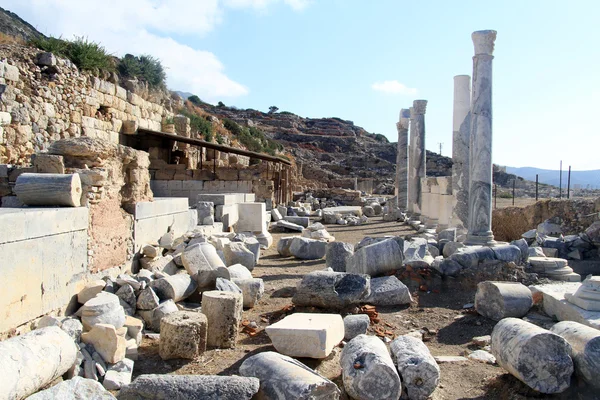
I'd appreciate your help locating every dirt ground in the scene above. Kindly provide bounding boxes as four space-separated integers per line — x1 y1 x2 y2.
134 219 599 400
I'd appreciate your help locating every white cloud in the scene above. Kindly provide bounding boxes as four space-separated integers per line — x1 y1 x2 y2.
4 0 310 101
371 80 418 95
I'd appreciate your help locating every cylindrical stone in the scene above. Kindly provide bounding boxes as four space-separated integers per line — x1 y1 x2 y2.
292 271 370 310
343 314 370 341
341 334 402 400
491 318 573 393
119 374 259 400
0 327 78 399
451 74 471 232
277 237 295 257
159 311 208 360
390 335 440 400
239 351 340 400
474 281 533 321
349 238 403 276
466 30 497 245
326 242 354 272
202 290 243 348
408 101 427 215
14 172 82 207
150 274 197 302
396 108 411 210
550 321 600 389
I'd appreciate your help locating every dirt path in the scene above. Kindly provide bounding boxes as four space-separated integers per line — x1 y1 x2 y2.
134 219 597 400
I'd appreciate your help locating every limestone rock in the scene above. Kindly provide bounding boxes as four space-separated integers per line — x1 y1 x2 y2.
118 374 260 400
159 311 208 360
27 376 116 399
343 314 370 341
228 264 253 280
293 270 370 310
61 318 84 342
468 349 496 364
136 286 160 310
103 358 134 390
341 334 402 400
350 238 403 276
115 284 136 311
276 220 304 232
276 236 296 257
150 274 197 302
216 277 243 294
289 237 327 260
326 242 354 272
141 244 159 258
81 324 126 364
224 242 256 270
202 291 243 348
182 243 230 288
365 276 412 306
442 241 465 258
232 278 264 308
80 292 126 331
475 281 533 321
78 280 106 304
239 351 340 399
391 335 440 400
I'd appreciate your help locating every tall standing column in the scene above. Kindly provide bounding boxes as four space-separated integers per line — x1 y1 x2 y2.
407 100 427 216
395 108 410 210
466 30 497 245
451 75 471 232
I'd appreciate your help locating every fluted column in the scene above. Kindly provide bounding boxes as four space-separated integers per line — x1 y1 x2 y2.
466 30 497 245
451 75 471 232
407 100 427 216
395 108 410 210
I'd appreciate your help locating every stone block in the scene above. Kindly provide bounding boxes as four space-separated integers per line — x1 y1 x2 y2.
77 280 106 304
293 271 370 310
159 311 208 360
266 313 344 358
202 290 243 348
32 154 65 174
391 335 440 400
197 201 214 225
103 358 134 390
284 215 310 227
475 281 533 321
80 292 126 331
81 324 127 364
232 278 264 308
224 241 256 270
27 377 115 400
350 238 403 276
289 237 326 259
326 241 354 272
365 276 412 306
343 314 370 341
182 243 229 288
276 236 295 256
276 220 304 232
238 202 267 232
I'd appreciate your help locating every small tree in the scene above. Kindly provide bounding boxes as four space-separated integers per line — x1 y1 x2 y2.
188 95 202 105
268 106 279 114
217 101 225 107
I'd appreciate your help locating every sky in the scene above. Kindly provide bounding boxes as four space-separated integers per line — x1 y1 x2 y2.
6 0 600 170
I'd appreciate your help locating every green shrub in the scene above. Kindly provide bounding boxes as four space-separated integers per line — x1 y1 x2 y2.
498 191 513 199
223 118 243 136
216 133 224 145
118 54 141 77
217 101 225 107
180 109 213 141
188 95 203 105
222 117 283 156
29 36 69 57
117 54 166 89
66 37 114 72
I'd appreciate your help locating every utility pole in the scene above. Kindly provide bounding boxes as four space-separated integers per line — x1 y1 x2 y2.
559 160 563 199
438 142 443 155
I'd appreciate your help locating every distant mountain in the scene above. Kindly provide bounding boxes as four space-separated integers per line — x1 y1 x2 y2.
506 166 600 189
174 91 194 100
0 6 44 41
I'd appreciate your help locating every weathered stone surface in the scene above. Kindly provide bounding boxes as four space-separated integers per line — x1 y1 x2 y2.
228 263 253 280
475 281 533 321
81 323 126 364
61 317 84 342
365 276 412 306
266 313 344 359
182 243 230 288
284 215 310 227
326 242 354 272
341 334 402 400
141 244 159 258
391 335 440 400
80 292 126 331
468 349 496 364
442 241 465 258
293 270 370 310
451 246 495 269
239 351 340 400
0 327 78 399
491 244 522 263
276 220 304 232
28 376 116 399
510 238 529 263
202 291 243 348
136 286 160 310
78 280 106 304
115 284 136 311
103 358 134 390
197 201 214 225
224 242 256 270
216 276 242 294
343 314 370 341
565 275 600 311
159 311 208 360
150 274 197 302
350 238 403 276
550 321 600 388
276 236 296 256
491 318 573 394
271 208 283 221
232 278 264 308
118 374 260 400
290 237 327 260
404 237 432 268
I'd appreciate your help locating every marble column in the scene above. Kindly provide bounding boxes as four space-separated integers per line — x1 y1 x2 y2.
407 100 427 216
451 75 471 233
466 30 497 245
395 108 410 210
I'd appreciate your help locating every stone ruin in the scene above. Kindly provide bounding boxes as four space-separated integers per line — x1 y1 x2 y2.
0 29 598 400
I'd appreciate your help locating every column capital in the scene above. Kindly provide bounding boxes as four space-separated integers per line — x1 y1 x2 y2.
399 108 410 129
472 30 497 56
412 100 427 115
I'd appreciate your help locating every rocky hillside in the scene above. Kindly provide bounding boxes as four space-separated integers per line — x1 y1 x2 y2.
0 6 43 41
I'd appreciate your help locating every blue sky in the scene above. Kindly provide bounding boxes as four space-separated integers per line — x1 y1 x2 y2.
7 0 600 169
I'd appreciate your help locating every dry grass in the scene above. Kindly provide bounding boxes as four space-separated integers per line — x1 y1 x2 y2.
0 33 25 45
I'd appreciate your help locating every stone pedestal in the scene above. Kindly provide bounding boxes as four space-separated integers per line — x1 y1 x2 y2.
451 75 471 233
407 101 427 216
565 275 600 310
202 291 243 349
159 311 207 360
395 109 410 211
466 31 496 245
427 178 440 228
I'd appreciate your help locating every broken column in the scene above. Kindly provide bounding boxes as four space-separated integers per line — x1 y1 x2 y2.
390 335 440 400
202 290 243 348
474 281 533 321
451 74 471 233
159 311 208 360
0 327 78 399
239 351 340 399
395 108 411 210
349 238 404 276
150 274 197 302
550 321 600 389
491 318 573 394
408 100 427 216
14 173 82 207
466 30 497 245
292 270 370 310
341 334 402 400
